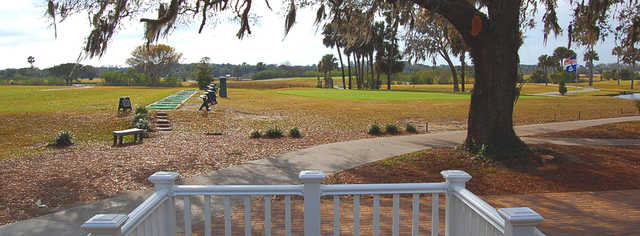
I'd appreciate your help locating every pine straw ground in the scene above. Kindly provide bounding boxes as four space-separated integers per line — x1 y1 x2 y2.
325 121 640 196
0 86 638 226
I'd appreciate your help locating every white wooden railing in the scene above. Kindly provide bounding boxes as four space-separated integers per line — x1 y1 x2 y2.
82 170 545 236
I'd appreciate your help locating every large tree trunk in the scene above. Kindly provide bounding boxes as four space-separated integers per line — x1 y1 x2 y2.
441 51 459 92
460 52 466 92
463 1 526 155
347 52 352 89
336 43 346 89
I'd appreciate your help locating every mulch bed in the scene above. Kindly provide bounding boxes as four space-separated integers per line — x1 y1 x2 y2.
0 125 366 226
324 145 640 196
533 121 640 139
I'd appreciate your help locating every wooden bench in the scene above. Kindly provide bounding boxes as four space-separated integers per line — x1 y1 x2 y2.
113 128 144 146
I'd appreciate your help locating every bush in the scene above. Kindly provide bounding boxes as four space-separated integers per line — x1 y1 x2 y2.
368 124 382 135
385 123 400 134
406 123 417 133
289 127 302 138
134 119 152 132
264 127 284 138
528 70 547 83
249 130 262 139
635 100 640 113
134 106 148 116
51 130 74 147
558 81 568 95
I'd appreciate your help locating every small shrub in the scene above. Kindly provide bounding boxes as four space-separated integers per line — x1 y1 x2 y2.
265 127 284 138
368 124 382 135
132 112 148 125
51 130 74 147
636 100 640 113
289 127 302 138
134 106 148 115
134 119 152 133
558 81 567 95
385 123 400 134
249 130 262 139
406 123 417 133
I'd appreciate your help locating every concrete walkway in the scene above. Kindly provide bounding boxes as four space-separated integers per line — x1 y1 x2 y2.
2 116 640 235
528 85 600 96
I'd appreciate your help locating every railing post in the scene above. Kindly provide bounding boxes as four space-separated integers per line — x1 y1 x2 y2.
498 207 544 236
149 171 179 236
81 214 127 236
299 170 325 236
441 170 471 236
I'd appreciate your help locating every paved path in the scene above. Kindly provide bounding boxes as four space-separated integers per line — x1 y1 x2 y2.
526 84 600 97
2 116 640 235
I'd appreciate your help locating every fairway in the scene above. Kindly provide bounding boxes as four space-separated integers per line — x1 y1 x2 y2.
0 86 184 113
276 88 470 101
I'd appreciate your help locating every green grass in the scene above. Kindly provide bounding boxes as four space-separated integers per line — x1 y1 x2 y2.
0 86 183 113
0 86 184 159
276 88 470 101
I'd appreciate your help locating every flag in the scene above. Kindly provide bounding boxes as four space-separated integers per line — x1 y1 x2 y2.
564 56 577 73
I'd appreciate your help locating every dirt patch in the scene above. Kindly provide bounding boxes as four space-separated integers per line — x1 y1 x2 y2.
325 145 640 196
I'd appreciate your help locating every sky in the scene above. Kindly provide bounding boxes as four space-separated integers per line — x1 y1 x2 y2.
0 0 620 70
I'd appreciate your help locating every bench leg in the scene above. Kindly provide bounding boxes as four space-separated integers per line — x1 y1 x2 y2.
133 134 137 144
113 135 117 146
119 136 123 145
139 133 143 143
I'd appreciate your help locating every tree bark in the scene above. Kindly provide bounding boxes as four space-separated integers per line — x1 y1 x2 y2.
370 53 376 89
633 63 635 90
347 52 352 89
336 43 346 89
463 1 526 155
460 52 466 92
441 50 459 92
354 54 360 89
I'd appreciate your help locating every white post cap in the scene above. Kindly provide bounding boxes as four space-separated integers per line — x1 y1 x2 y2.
440 170 472 182
81 214 128 235
148 171 179 184
498 207 544 226
299 170 325 183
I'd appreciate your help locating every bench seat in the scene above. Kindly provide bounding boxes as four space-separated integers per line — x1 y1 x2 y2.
113 128 144 145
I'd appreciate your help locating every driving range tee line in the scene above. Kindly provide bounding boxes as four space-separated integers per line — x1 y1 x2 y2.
146 89 198 110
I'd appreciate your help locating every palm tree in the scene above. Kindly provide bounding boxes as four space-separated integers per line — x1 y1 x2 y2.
322 23 346 89
537 54 552 85
318 54 338 88
612 46 624 86
583 49 599 86
27 56 35 68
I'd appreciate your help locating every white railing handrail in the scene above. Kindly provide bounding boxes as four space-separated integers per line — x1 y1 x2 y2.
121 190 170 235
453 188 506 233
172 185 303 196
320 182 448 195
82 169 546 236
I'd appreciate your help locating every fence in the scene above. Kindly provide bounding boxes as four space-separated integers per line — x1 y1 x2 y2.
82 170 544 236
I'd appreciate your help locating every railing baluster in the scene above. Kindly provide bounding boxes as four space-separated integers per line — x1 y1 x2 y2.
412 194 419 236
204 195 212 236
373 195 380 236
333 195 340 236
184 196 191 236
136 226 144 236
224 196 231 236
285 195 291 236
144 214 152 236
432 193 439 236
393 194 400 236
153 210 161 236
265 196 272 236
244 196 251 236
354 195 360 236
